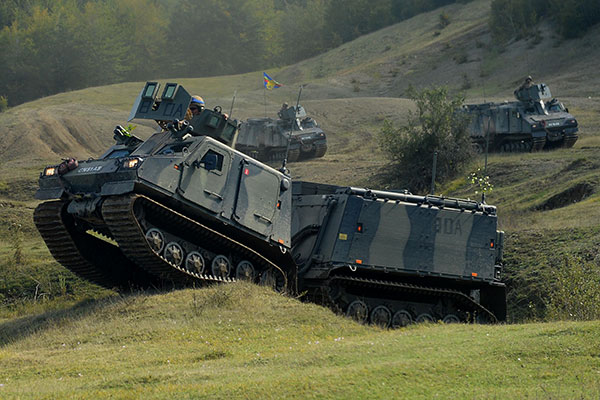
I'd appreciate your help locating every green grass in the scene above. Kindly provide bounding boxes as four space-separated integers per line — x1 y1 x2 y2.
0 283 599 399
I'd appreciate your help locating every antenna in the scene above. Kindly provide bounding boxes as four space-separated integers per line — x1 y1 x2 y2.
482 109 491 204
430 151 438 195
482 82 486 103
229 89 237 118
280 85 303 174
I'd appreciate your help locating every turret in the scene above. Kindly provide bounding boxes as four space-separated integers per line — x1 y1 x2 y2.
514 83 552 103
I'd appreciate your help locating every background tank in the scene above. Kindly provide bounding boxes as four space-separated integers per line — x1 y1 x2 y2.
34 81 506 325
464 83 578 152
235 104 327 163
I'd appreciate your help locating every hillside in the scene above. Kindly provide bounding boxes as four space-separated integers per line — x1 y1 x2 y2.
2 1 600 166
0 0 599 383
1 283 599 399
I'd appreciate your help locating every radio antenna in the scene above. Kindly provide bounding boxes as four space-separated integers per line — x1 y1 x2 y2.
229 89 237 118
280 85 303 174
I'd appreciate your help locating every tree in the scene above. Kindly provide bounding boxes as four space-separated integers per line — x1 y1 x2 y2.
378 86 473 193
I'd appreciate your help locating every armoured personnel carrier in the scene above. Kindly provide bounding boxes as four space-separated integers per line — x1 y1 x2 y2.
235 104 327 163
464 83 578 152
34 82 506 326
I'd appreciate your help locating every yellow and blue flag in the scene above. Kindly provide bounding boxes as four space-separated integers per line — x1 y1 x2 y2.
263 72 282 90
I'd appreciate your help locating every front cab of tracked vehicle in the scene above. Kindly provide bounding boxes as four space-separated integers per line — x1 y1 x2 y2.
35 82 293 249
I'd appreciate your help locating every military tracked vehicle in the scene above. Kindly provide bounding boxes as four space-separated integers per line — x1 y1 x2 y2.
34 82 506 326
464 83 578 152
235 104 327 163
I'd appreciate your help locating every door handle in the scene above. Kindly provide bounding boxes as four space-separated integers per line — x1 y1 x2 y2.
203 189 223 201
253 213 272 224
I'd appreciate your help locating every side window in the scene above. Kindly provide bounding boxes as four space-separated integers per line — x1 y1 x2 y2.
200 149 224 171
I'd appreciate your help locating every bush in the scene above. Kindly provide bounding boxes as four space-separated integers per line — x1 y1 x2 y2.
438 12 450 29
0 95 7 112
378 86 473 193
546 255 600 321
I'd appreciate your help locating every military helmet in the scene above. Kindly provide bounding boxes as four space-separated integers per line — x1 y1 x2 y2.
191 95 205 108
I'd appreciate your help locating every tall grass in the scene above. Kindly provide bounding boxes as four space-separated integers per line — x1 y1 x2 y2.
546 256 600 321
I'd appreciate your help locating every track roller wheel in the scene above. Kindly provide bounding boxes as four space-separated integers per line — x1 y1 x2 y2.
416 313 434 323
259 268 285 292
370 305 392 328
346 300 369 323
391 310 413 328
443 314 461 324
164 242 184 267
211 255 232 278
236 260 256 281
185 251 205 274
145 228 165 253
472 143 484 154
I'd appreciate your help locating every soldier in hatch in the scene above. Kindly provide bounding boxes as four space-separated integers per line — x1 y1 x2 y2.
518 76 534 91
278 102 289 119
185 95 205 121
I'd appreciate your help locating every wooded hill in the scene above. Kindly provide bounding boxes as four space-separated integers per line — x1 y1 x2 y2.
1 0 598 107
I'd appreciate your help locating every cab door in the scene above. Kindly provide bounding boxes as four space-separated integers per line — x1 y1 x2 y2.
234 160 281 237
178 143 232 214
509 110 521 132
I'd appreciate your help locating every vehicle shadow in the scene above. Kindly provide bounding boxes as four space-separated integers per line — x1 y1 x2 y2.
0 289 155 346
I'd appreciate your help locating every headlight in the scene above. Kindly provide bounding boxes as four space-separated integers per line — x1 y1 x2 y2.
122 158 142 169
43 166 57 176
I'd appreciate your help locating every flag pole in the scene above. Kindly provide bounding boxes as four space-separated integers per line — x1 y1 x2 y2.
263 75 267 117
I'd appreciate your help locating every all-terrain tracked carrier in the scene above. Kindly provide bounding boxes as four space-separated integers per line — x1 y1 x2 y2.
464 83 578 152
34 82 506 326
235 104 327 163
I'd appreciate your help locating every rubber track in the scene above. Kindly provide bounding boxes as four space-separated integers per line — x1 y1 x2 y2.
33 201 129 288
531 137 546 152
101 194 289 288
330 275 498 323
314 143 327 158
563 135 578 148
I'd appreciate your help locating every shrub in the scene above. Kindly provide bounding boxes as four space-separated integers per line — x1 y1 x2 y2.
0 96 8 112
378 86 473 193
9 223 24 265
546 255 600 321
438 12 450 29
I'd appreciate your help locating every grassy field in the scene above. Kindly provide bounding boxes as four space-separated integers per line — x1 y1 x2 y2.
1 283 599 399
1 0 600 397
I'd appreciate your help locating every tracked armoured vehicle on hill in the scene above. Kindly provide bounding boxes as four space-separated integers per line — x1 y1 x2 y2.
464 83 578 152
235 105 327 163
34 82 506 326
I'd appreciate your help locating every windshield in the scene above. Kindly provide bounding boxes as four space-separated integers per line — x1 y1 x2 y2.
104 149 132 159
157 141 193 155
